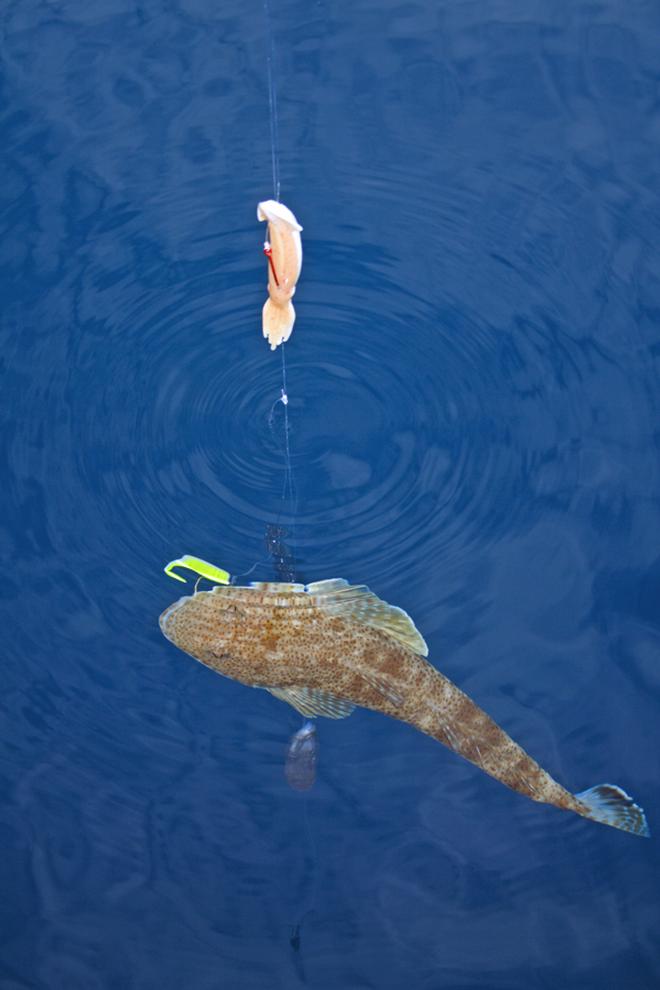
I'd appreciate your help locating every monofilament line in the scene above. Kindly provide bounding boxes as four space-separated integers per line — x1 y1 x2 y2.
280 344 295 509
264 0 281 202
264 0 294 545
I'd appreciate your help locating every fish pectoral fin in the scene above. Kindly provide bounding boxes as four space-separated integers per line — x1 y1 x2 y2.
359 671 405 707
265 686 356 720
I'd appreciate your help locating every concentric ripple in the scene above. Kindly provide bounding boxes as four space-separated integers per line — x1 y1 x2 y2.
33 162 625 637
2 3 659 989
102 253 535 602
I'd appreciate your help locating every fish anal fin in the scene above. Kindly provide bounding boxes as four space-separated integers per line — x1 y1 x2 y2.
266 686 355 720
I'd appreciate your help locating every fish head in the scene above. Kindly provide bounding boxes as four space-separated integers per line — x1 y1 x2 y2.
159 594 189 645
159 590 245 662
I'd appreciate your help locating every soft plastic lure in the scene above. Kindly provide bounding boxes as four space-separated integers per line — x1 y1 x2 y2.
164 555 231 586
257 200 303 350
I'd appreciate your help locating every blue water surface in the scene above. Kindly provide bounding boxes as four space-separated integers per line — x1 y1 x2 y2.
2 1 660 987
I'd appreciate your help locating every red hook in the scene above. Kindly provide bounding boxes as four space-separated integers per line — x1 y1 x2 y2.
263 241 280 286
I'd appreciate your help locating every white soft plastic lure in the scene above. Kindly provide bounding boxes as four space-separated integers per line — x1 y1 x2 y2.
257 200 303 350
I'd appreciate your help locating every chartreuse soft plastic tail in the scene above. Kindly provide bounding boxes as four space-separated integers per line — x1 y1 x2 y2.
164 555 231 585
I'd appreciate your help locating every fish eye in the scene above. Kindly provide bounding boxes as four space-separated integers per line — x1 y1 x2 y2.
226 603 245 618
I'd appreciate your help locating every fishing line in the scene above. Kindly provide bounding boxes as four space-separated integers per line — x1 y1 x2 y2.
278 344 297 539
233 2 296 586
264 0 281 203
262 3 317 952
264 0 297 580
289 793 319 953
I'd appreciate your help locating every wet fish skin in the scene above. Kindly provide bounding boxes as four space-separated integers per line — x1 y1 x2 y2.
160 582 649 836
160 584 413 714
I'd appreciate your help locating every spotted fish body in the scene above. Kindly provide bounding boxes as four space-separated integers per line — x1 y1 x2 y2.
160 579 648 837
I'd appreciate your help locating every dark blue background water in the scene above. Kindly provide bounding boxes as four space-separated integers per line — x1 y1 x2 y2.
2 2 659 987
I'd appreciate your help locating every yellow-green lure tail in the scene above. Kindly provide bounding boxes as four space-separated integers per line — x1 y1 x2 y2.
164 555 231 586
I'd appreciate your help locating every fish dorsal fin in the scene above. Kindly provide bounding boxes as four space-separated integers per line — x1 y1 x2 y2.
306 579 351 594
248 582 306 593
306 579 428 657
266 686 355 720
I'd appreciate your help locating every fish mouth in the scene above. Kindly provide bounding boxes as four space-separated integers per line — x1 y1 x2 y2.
159 596 190 644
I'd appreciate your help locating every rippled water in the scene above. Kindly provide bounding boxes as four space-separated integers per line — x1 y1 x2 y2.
2 1 660 988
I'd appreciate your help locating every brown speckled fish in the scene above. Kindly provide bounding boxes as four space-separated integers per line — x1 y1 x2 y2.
160 579 649 837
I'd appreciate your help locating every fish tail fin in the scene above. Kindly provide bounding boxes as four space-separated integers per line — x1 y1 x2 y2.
263 299 295 350
574 783 650 837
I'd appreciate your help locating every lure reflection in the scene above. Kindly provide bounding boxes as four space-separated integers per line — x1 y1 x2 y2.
257 200 303 350
285 721 318 791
